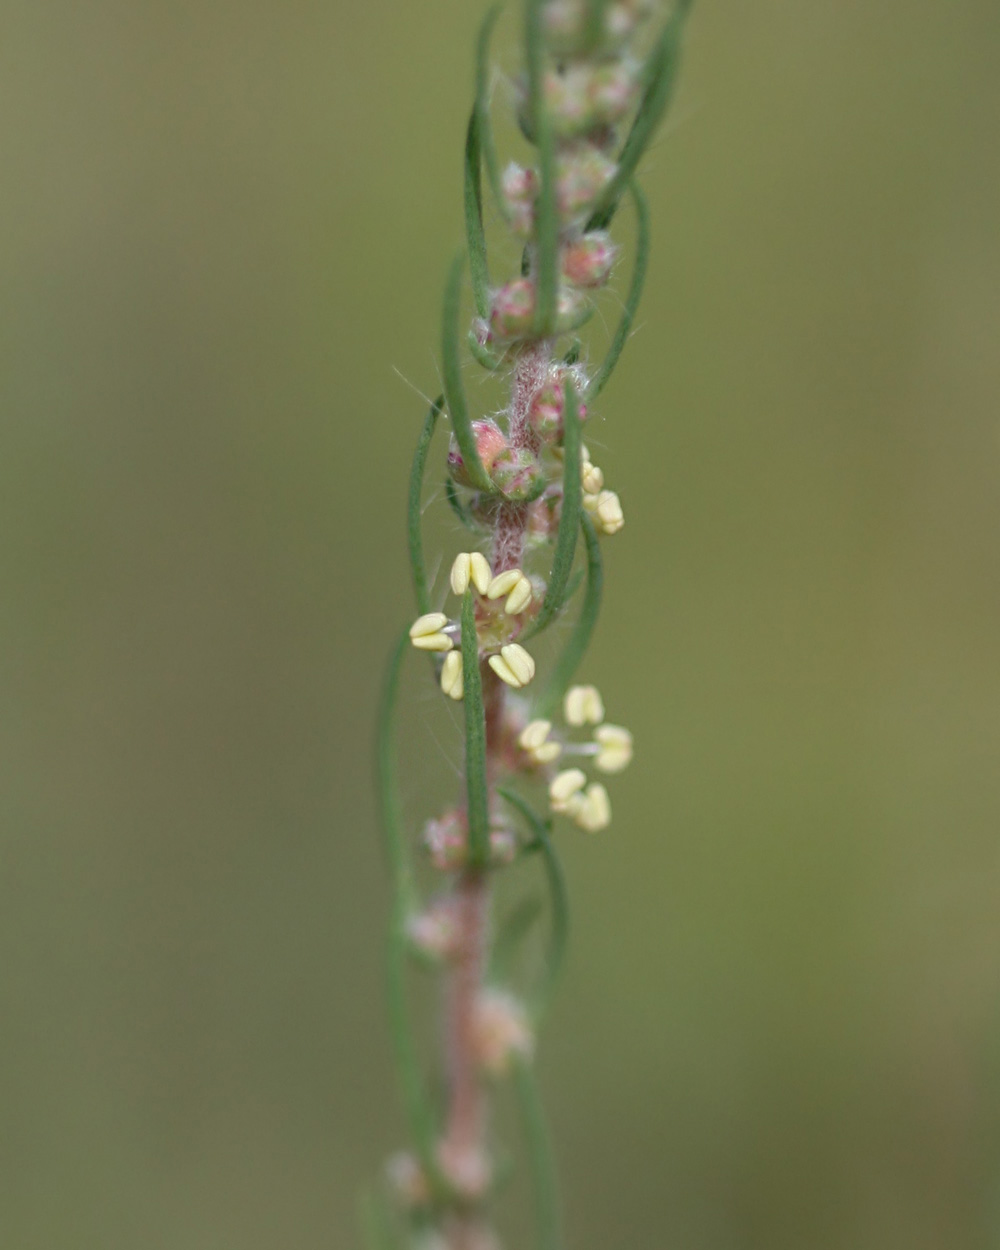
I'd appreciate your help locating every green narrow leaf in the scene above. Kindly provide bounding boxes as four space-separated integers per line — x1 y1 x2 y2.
497 786 569 1018
526 0 558 335
377 630 439 1171
445 476 476 530
464 110 491 321
537 514 603 720
585 181 650 402
408 395 444 615
513 1056 564 1250
475 4 508 221
443 253 493 492
467 330 503 372
461 591 491 868
522 377 582 639
586 3 692 230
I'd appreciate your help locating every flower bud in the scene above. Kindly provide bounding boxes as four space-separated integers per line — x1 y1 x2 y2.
471 989 534 1076
528 363 589 443
489 278 536 341
588 59 640 128
386 1152 432 1210
490 445 543 501
557 144 617 222
408 896 462 961
562 231 619 288
448 419 508 487
422 809 467 871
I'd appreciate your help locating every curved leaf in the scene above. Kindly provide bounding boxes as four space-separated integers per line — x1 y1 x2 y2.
497 786 569 1020
585 181 649 402
586 2 692 230
376 629 439 1170
443 253 492 492
513 1056 564 1250
526 0 558 335
464 109 491 320
407 395 444 615
475 4 508 221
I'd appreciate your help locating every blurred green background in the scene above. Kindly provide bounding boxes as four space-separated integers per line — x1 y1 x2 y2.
3 2 1000 1247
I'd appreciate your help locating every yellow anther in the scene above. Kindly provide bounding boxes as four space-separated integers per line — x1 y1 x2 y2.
409 612 453 652
486 568 522 599
581 460 604 494
594 723 633 773
440 651 464 700
564 684 605 727
574 783 611 833
549 768 587 808
504 574 533 615
519 719 552 751
450 551 492 596
488 642 536 689
469 552 492 594
533 740 562 763
519 719 563 765
450 553 472 596
593 489 624 535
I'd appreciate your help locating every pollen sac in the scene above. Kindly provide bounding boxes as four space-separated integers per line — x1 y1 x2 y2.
587 488 624 535
564 684 605 727
440 650 464 701
410 612 453 652
447 419 508 487
488 643 536 689
575 782 611 833
593 723 633 773
562 231 619 289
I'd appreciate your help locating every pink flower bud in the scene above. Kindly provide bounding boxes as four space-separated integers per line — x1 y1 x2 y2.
562 231 619 288
528 364 589 443
422 808 467 871
587 59 639 127
490 445 543 502
544 65 595 139
557 144 617 222
448 419 508 487
471 989 534 1076
489 278 536 341
407 896 461 961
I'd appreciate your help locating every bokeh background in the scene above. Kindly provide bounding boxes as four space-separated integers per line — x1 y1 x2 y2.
3 2 1000 1247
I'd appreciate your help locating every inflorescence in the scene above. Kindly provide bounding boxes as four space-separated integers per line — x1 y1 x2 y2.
373 2 692 1246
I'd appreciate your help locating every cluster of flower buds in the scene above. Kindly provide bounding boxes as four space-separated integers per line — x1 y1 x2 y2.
513 683 633 833
543 0 657 59
527 361 589 445
448 418 545 503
